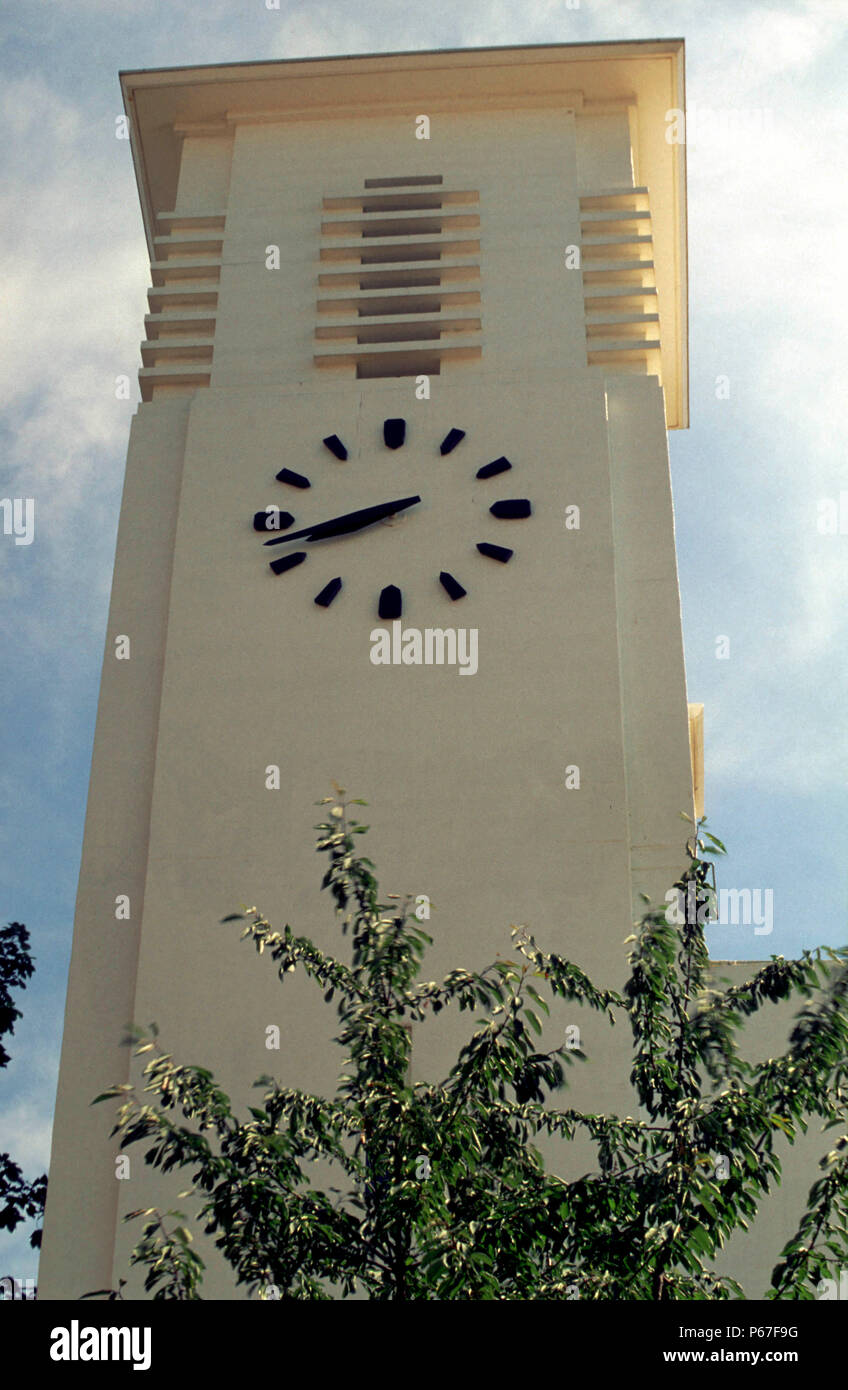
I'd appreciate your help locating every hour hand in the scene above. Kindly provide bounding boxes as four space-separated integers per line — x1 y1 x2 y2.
264 495 421 545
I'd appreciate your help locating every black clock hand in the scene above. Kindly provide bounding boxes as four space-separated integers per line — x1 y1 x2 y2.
263 495 421 546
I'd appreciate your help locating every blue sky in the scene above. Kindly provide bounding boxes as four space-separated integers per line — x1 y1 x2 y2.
1 0 847 1283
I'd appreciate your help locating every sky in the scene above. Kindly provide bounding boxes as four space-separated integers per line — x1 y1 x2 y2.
1 0 847 1284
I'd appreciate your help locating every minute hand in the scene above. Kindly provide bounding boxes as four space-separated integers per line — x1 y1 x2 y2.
264 495 421 546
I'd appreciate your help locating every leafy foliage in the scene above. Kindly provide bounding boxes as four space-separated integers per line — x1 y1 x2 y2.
93 802 848 1299
0 922 48 1249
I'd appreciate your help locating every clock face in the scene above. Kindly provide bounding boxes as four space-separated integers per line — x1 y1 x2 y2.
250 420 532 618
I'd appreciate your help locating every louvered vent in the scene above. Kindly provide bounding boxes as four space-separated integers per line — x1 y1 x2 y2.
139 210 224 400
580 187 662 381
315 176 482 377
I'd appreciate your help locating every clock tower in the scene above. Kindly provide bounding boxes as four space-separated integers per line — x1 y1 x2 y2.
39 40 695 1298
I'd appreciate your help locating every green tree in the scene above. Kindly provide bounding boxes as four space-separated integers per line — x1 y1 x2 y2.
91 797 848 1300
0 922 47 1250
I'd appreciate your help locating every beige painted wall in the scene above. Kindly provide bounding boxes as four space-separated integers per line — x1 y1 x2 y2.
41 80 705 1300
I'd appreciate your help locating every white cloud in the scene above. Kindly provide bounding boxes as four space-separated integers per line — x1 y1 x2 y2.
668 9 848 801
0 74 145 662
702 1 847 86
0 1098 52 1176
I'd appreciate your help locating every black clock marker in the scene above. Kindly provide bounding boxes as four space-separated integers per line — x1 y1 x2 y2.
477 542 513 563
439 571 467 601
254 510 294 532
477 457 512 479
323 434 348 461
270 551 308 575
276 468 311 489
379 584 402 619
490 499 531 519
440 428 466 456
314 577 342 608
383 418 406 450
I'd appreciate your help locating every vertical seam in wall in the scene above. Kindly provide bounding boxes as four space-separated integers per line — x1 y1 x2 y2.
604 381 638 928
109 396 191 1290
